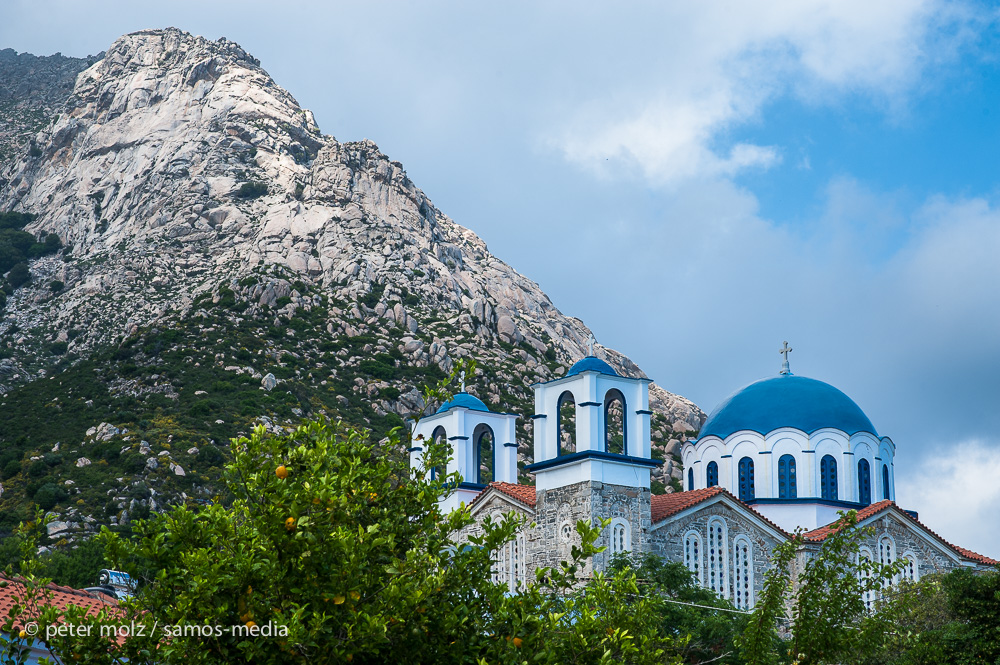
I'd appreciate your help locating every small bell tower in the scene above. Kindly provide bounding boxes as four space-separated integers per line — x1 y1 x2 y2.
526 345 660 572
410 386 519 514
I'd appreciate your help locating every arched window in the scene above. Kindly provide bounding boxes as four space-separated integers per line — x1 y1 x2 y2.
858 459 871 506
707 518 728 598
430 426 447 481
820 455 838 500
901 552 919 583
879 535 895 591
688 467 694 491
604 389 627 455
683 531 702 584
473 424 494 485
610 519 631 555
557 391 576 456
882 464 891 501
493 532 527 592
859 546 875 611
706 461 719 488
738 457 755 501
778 454 797 499
732 536 754 610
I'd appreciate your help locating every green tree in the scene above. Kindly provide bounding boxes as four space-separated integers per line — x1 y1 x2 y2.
738 511 906 665
609 552 749 664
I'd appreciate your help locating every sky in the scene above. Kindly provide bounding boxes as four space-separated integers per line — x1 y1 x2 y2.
3 1 1000 557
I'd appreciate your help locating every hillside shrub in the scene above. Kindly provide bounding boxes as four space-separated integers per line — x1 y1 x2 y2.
33 483 68 510
6 262 30 288
235 181 267 199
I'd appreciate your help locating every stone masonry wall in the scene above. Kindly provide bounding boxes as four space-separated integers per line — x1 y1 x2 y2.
650 501 785 605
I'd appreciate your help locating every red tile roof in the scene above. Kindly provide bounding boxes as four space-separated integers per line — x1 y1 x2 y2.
650 487 791 537
650 487 726 522
469 482 536 509
802 500 893 542
0 575 120 632
803 501 998 565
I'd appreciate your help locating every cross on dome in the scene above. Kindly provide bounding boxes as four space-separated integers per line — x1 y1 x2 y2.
459 370 466 392
587 333 596 357
779 341 793 375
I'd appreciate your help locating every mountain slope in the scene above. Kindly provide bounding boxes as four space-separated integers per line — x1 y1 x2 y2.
0 28 703 542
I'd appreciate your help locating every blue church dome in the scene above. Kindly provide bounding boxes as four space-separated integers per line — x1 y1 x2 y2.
566 356 619 377
698 374 877 440
436 392 490 414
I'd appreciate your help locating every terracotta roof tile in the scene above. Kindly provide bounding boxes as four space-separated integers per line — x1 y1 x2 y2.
0 575 120 632
651 487 791 537
802 500 893 542
469 482 536 509
650 487 726 522
803 501 998 565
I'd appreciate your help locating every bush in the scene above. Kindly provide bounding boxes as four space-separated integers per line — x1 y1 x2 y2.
48 341 68 356
195 445 225 468
34 483 68 510
235 181 268 199
49 279 64 292
6 262 30 288
1 459 21 479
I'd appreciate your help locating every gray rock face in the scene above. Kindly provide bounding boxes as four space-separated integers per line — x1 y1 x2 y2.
0 28 704 440
261 373 278 391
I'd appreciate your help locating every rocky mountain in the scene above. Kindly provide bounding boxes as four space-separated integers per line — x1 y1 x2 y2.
0 28 703 545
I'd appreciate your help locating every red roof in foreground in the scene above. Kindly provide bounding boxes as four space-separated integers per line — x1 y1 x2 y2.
470 482 537 509
803 500 998 565
0 576 119 632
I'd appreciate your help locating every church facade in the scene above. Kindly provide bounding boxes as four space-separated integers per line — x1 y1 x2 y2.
409 350 996 605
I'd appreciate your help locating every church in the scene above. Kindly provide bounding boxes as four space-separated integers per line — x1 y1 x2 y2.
409 345 996 606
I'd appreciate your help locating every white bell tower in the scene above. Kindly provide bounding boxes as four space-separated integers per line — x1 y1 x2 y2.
410 391 519 513
527 354 658 491
526 349 660 572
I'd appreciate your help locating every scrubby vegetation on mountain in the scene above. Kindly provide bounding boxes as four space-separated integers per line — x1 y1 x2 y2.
0 28 700 555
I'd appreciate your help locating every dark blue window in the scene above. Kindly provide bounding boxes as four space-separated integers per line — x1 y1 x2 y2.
882 464 890 501
706 461 719 488
820 455 838 500
778 454 797 499
858 459 871 506
738 457 754 501
688 468 694 491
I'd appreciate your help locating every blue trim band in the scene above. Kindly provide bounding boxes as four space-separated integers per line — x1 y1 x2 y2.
758 451 772 455
721 454 732 459
406 446 423 453
448 436 469 441
458 482 486 491
527 450 661 472
579 401 602 407
843 451 855 455
635 409 653 415
530 414 547 420
745 497 869 509
803 450 816 453
503 442 518 448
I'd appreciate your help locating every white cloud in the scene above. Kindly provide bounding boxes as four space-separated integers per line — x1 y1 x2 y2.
896 439 1000 560
548 0 982 185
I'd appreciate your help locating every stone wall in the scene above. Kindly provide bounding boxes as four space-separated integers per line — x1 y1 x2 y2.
650 500 785 606
533 480 651 576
